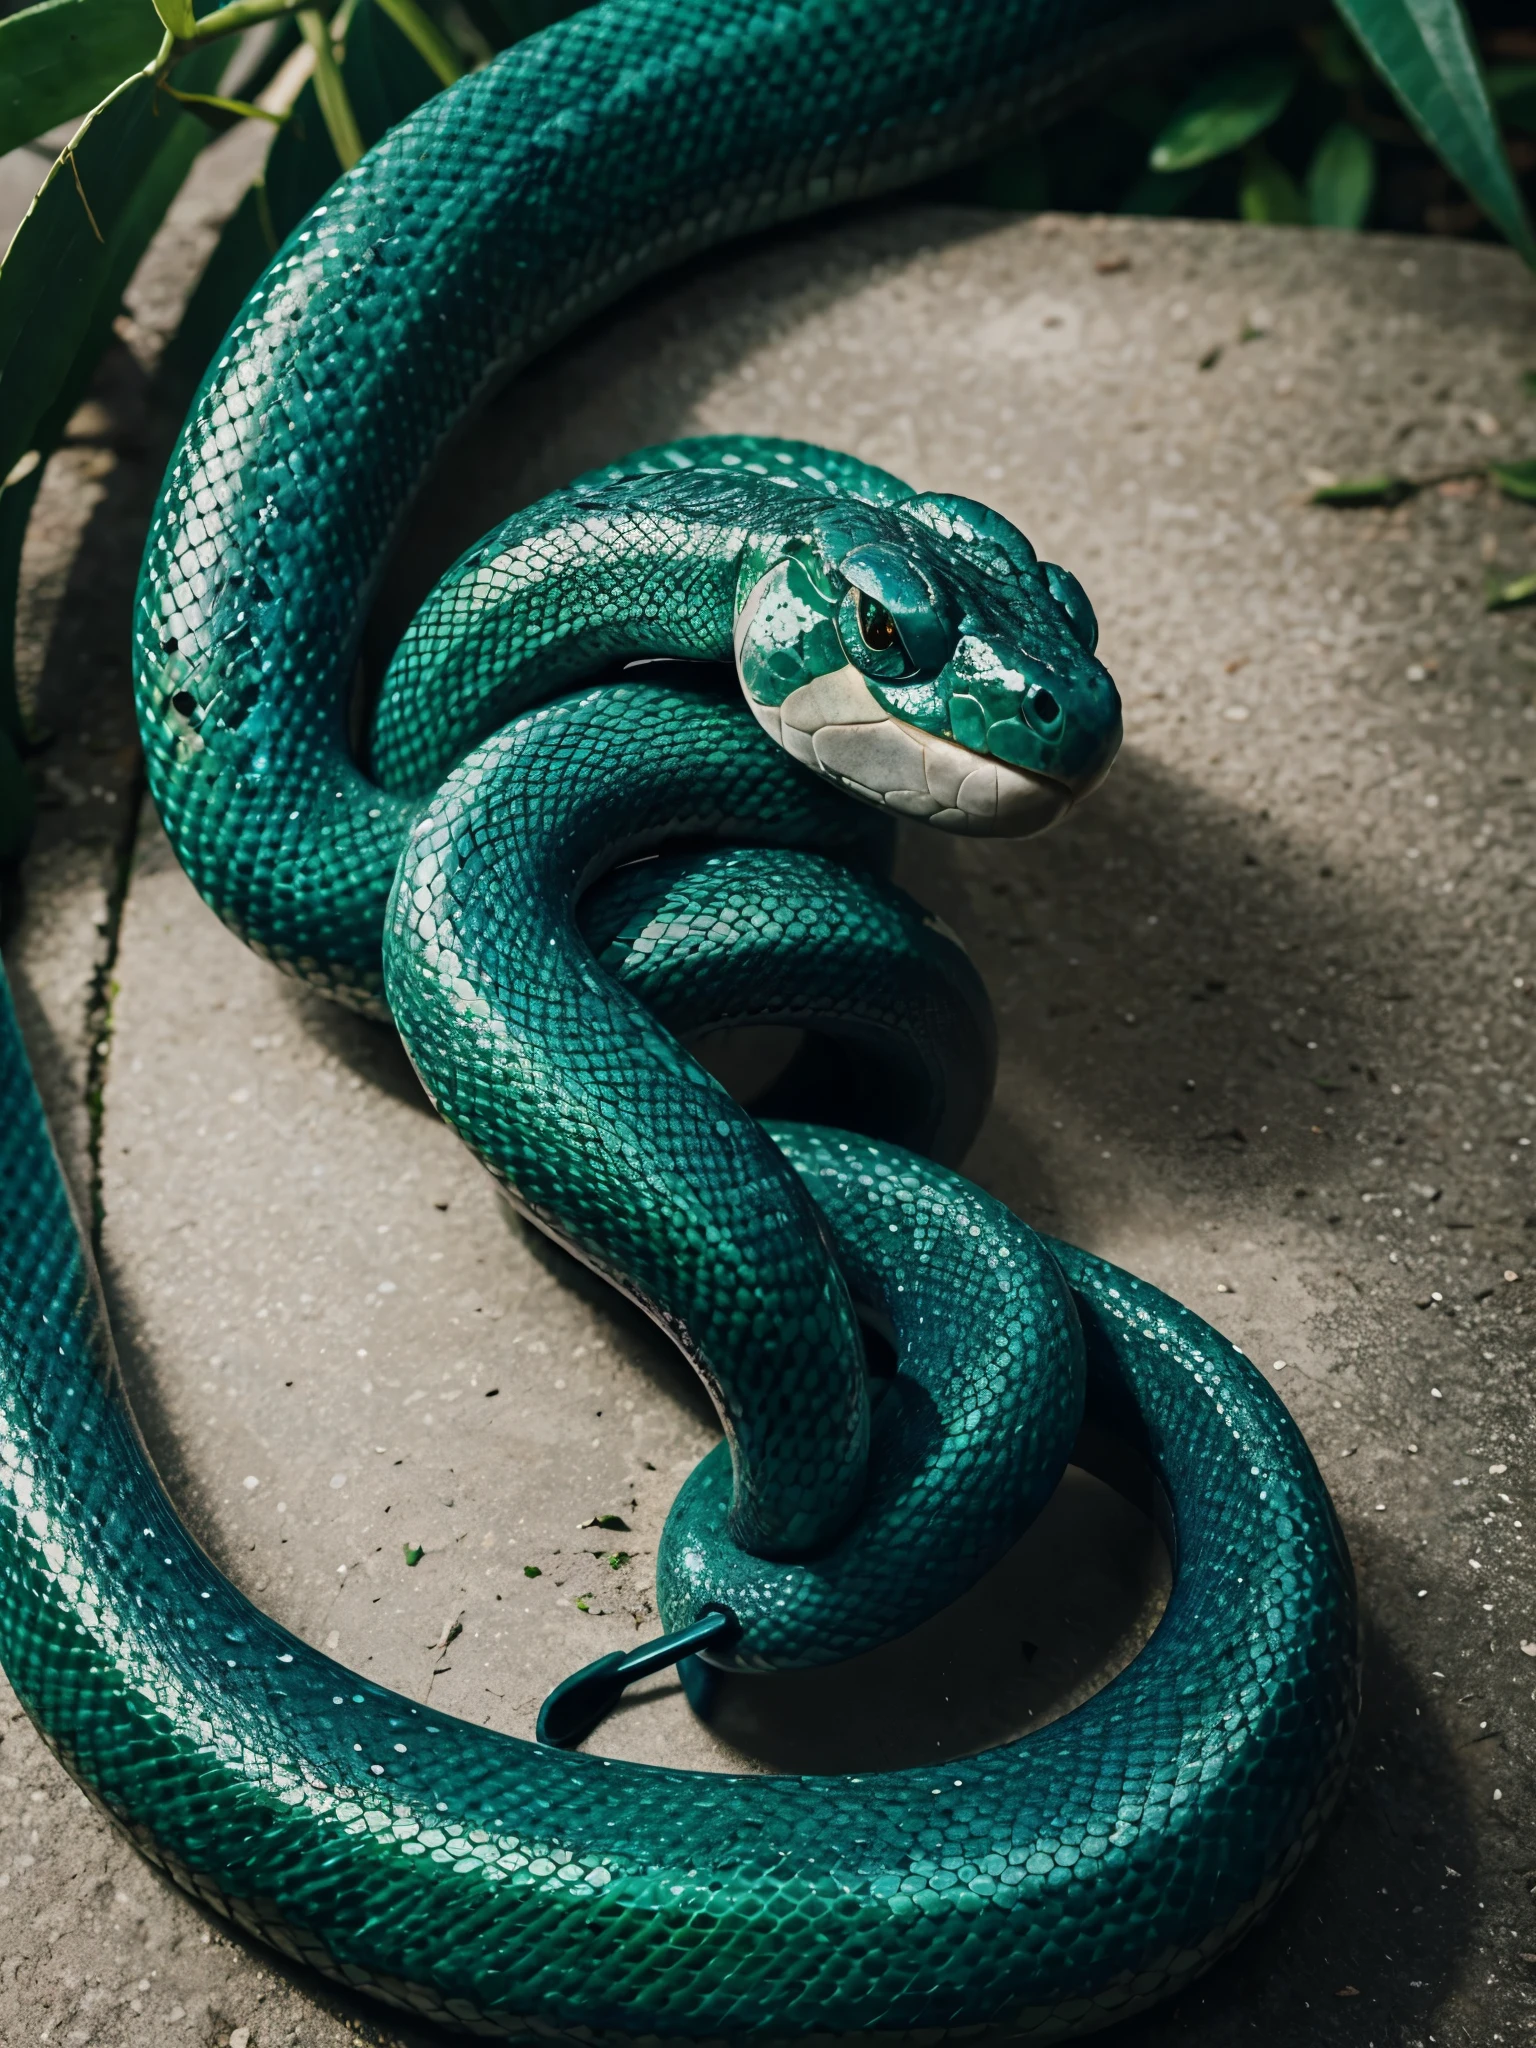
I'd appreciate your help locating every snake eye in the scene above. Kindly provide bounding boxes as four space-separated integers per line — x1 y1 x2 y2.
856 592 900 655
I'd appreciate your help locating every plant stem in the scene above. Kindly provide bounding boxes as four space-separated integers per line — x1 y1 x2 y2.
298 8 364 169
163 86 289 124
372 0 462 84
179 0 308 53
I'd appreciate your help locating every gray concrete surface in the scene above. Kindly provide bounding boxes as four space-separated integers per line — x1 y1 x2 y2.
2 166 1536 2048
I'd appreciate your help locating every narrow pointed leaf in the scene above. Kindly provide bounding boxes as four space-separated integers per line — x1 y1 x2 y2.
150 0 196 36
1487 570 1536 610
0 77 167 484
1149 55 1301 172
1307 120 1377 227
0 44 228 851
1311 473 1417 504
1332 0 1536 265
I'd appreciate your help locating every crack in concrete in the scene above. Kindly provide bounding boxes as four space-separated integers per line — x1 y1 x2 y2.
84 773 146 1257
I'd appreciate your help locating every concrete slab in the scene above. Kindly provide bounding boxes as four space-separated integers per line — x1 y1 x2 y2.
4 192 1536 2047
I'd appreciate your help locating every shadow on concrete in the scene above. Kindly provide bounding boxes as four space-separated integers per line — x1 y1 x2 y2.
277 972 439 1117
924 743 1425 1245
610 1462 1168 1775
508 1206 722 1437
1118 1609 1479 2045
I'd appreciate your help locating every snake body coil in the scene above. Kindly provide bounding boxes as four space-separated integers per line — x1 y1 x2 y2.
0 1 1359 2037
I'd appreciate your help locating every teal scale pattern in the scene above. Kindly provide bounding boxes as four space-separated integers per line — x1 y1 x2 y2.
0 0 1359 2037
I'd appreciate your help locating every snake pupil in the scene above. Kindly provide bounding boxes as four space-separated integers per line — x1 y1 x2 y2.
1031 687 1060 725
856 591 899 653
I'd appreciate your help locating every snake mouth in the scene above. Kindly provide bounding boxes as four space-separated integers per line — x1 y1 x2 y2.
738 662 1071 838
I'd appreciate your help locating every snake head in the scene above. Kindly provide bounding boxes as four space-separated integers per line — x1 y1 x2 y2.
734 493 1120 835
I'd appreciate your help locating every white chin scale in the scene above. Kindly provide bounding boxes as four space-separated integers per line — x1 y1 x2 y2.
734 621 1068 838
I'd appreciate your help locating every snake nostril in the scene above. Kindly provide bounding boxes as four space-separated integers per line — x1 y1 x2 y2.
170 690 196 718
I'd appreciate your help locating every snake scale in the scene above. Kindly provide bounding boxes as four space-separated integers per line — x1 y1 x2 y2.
0 0 1360 2037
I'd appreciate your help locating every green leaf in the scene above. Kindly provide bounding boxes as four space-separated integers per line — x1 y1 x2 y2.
0 0 163 158
522 1564 542 1578
1149 55 1301 172
1491 459 1536 503
1486 570 1536 611
1311 473 1418 504
0 457 43 862
1307 120 1377 227
150 0 196 38
0 73 206 482
403 1543 423 1565
1331 0 1536 266
0 729 34 866
0 47 227 855
162 87 288 127
1239 143 1308 225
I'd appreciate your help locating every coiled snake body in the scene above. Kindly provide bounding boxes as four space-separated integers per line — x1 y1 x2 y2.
0 1 1358 2037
